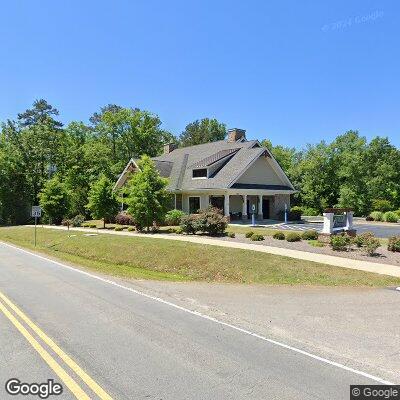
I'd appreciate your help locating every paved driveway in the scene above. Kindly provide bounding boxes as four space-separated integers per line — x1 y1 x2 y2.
234 221 400 238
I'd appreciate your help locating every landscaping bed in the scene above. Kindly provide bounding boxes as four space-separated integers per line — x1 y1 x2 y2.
216 232 400 266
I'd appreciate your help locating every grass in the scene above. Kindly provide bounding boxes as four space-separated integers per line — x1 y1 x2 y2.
0 226 399 287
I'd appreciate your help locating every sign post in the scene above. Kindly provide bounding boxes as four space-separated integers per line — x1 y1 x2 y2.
31 206 42 247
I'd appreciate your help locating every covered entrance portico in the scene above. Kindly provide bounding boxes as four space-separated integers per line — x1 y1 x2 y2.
208 190 291 221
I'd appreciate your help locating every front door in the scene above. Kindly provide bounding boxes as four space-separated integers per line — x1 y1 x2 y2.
210 196 224 214
262 199 270 219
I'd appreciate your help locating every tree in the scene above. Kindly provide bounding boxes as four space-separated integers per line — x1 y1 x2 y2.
95 108 172 165
126 156 169 231
86 175 119 228
18 99 62 128
89 104 123 126
179 118 226 147
39 176 69 225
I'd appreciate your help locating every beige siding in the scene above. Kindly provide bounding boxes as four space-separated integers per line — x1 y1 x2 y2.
182 194 210 213
236 157 286 186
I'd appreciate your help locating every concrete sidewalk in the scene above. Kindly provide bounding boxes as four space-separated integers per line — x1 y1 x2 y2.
32 225 400 278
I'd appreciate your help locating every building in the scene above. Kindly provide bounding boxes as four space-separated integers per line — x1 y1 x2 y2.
114 128 296 220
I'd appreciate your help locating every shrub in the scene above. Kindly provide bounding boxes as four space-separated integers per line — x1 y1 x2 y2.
383 211 398 223
395 210 400 219
365 215 374 221
114 226 123 231
61 219 70 226
227 232 235 238
173 226 183 234
371 199 393 212
245 231 254 238
180 214 198 234
353 232 375 248
363 237 381 256
286 232 301 242
82 223 90 228
195 207 228 235
330 233 351 251
127 226 135 232
273 231 285 240
165 209 186 226
250 233 264 241
369 211 383 221
89 224 97 228
302 207 320 216
71 214 85 227
388 236 400 252
301 230 318 240
115 212 135 226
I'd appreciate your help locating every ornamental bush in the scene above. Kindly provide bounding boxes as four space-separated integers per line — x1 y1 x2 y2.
195 207 228 235
165 209 186 226
71 214 85 227
369 211 383 221
301 230 319 240
114 226 123 231
383 211 399 223
273 231 285 240
286 232 301 242
388 236 400 252
180 214 198 234
330 233 351 251
226 232 235 238
245 231 254 238
363 236 381 256
250 233 264 241
115 212 135 226
302 207 320 216
353 232 375 248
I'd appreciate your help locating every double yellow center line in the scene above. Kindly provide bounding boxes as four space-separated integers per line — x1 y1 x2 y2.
0 290 114 399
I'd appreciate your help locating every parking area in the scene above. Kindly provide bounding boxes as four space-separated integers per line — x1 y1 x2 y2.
231 221 400 238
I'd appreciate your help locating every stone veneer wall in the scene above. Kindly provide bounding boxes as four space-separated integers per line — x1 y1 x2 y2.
272 194 291 219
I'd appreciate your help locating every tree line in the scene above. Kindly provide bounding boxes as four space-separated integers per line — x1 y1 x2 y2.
0 99 398 224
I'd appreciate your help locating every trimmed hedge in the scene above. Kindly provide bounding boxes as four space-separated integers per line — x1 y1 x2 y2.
245 231 254 238
383 211 398 223
250 233 264 241
272 231 285 240
301 230 318 240
388 236 400 252
330 233 351 251
286 232 301 242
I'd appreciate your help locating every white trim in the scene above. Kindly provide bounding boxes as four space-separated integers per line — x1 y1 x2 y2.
113 158 140 191
227 149 295 190
0 240 393 386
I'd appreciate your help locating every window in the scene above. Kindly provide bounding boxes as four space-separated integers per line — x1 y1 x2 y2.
192 168 207 178
189 197 200 214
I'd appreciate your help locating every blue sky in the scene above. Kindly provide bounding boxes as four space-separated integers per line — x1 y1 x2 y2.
1 1 399 148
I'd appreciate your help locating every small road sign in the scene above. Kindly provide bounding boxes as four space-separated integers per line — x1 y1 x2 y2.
31 206 42 218
31 206 41 246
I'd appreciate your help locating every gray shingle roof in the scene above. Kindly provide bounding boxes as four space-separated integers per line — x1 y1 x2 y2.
189 148 240 168
152 139 266 191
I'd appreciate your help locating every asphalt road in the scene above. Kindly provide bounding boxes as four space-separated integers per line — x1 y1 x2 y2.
0 242 393 399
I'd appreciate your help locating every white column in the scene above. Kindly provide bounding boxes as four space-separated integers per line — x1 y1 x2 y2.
322 212 334 234
345 211 354 230
258 195 263 220
224 194 230 217
242 195 248 220
204 195 209 210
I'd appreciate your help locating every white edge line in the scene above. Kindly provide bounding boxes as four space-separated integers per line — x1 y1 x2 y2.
0 240 394 385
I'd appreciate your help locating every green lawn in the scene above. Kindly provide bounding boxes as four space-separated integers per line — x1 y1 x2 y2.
0 226 399 287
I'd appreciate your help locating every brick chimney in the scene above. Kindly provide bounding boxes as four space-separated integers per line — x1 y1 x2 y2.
227 128 246 142
163 143 177 154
